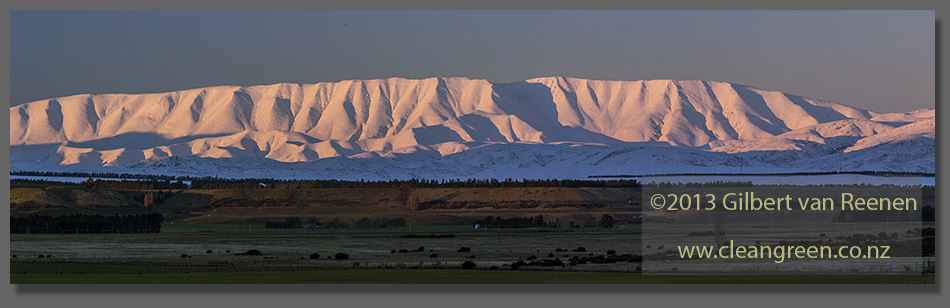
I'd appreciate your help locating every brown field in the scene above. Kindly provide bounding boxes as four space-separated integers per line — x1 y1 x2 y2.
10 185 641 226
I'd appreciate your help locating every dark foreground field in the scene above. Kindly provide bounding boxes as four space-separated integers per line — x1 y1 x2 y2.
9 182 936 284
10 262 934 284
10 225 935 284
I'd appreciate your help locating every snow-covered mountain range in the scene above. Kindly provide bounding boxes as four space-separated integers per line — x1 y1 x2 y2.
9 77 935 180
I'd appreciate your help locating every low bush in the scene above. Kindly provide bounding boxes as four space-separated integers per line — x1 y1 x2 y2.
235 249 263 256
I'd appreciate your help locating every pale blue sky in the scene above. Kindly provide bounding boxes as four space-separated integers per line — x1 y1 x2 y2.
10 10 935 113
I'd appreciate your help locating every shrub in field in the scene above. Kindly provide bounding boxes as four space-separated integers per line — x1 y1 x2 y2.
235 249 263 256
606 250 616 255
572 247 586 252
511 260 527 270
457 247 471 252
572 254 642 264
334 253 349 260
429 253 438 258
310 253 321 259
416 246 425 252
207 250 213 254
461 261 477 269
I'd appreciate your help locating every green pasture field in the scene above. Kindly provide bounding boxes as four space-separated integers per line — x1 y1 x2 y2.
10 262 934 284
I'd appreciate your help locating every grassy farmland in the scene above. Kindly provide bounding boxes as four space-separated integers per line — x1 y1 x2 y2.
10 262 934 284
9 180 936 284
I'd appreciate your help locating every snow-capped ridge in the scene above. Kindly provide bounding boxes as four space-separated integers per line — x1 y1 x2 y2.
9 77 934 176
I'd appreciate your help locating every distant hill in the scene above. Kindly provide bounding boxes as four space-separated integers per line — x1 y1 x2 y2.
10 77 934 179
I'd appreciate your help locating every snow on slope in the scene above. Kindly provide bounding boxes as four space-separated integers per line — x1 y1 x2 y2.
712 117 934 170
9 77 935 178
10 77 882 148
846 117 935 152
712 119 896 155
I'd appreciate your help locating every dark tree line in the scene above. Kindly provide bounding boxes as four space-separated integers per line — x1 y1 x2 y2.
197 178 641 190
265 217 407 229
645 181 931 188
265 218 305 229
475 215 553 228
10 213 164 234
351 217 407 229
10 178 79 186
646 181 755 188
15 171 643 190
12 170 185 180
81 178 188 190
591 171 935 178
